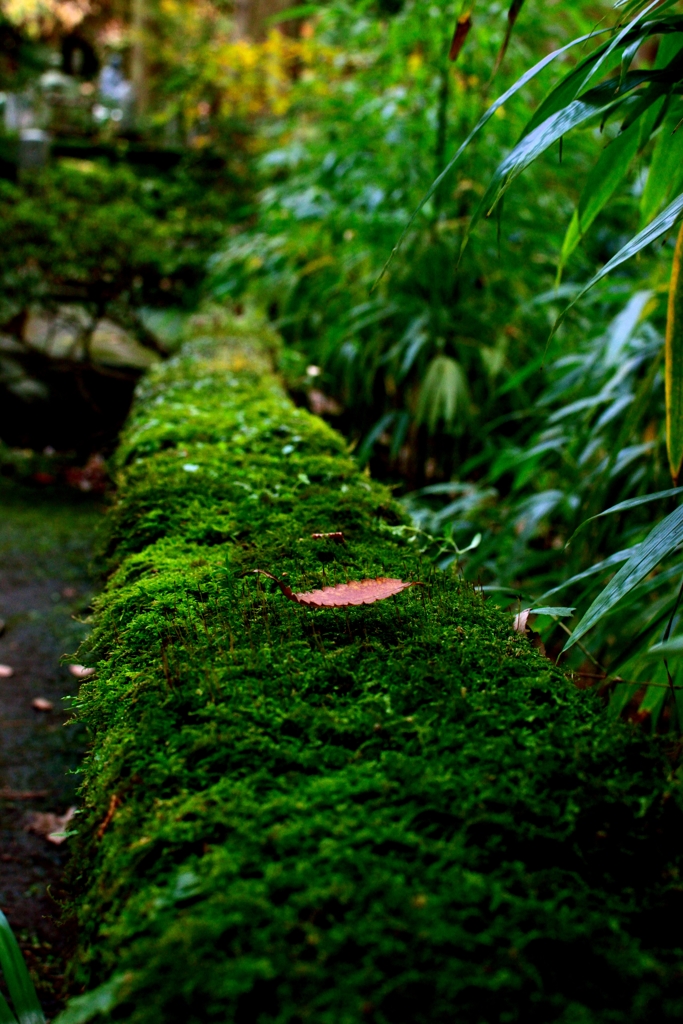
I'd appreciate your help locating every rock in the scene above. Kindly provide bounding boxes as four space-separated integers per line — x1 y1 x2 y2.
23 305 92 360
89 319 161 369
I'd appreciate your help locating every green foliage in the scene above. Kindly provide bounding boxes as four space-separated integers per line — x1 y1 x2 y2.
0 909 45 1024
0 158 247 325
208 0 609 478
397 0 683 726
58 308 683 1024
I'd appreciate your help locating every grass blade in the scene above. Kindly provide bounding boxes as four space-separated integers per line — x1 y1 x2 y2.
0 911 44 1024
566 486 683 545
0 993 17 1024
552 190 683 338
557 96 665 281
562 503 683 652
666 221 683 482
470 73 657 232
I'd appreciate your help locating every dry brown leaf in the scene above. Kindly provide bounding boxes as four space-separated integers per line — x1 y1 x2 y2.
0 664 14 678
513 609 530 634
69 664 95 679
32 697 54 712
25 806 76 845
449 12 472 61
248 570 423 609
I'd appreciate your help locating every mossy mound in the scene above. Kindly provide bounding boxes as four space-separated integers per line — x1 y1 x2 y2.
64 309 683 1024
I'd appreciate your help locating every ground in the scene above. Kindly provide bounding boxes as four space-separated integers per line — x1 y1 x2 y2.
0 479 102 1017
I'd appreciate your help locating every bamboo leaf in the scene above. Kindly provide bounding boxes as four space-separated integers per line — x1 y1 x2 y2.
0 910 44 1024
416 356 469 434
641 635 683 657
640 108 683 225
557 116 646 279
538 547 637 603
552 190 683 337
0 992 17 1024
468 77 646 237
562 503 683 652
566 486 683 545
666 221 683 482
572 0 664 99
377 27 610 284
529 606 575 617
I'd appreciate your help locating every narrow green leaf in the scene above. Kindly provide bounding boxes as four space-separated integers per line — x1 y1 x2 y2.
557 116 645 278
377 27 610 284
521 16 683 138
538 547 637 603
0 992 17 1024
572 0 664 100
666 221 683 482
468 76 648 238
566 486 683 545
552 190 683 337
562 503 683 652
641 635 683 658
522 47 616 138
640 107 683 225
529 606 575 617
416 356 469 434
0 910 44 1024
607 595 680 675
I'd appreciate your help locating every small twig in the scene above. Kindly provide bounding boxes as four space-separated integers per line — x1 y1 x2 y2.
96 794 122 840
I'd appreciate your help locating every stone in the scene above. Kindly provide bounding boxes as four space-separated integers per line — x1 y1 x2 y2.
89 319 161 369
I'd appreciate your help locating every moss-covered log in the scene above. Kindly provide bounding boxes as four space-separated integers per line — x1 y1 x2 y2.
64 310 683 1024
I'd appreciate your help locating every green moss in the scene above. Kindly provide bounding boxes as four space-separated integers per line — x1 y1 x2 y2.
64 308 683 1024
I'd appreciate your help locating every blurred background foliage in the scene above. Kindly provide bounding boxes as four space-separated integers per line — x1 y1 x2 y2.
1 0 683 722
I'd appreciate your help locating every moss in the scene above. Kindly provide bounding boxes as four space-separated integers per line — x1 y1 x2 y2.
65 308 683 1024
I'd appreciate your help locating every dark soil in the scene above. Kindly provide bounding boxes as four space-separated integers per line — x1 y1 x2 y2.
0 478 103 1018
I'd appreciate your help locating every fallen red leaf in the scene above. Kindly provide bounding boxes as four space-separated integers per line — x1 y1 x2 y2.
69 664 95 679
248 570 423 609
32 697 54 712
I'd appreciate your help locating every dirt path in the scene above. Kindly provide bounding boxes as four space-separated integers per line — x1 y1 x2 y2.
0 479 103 1018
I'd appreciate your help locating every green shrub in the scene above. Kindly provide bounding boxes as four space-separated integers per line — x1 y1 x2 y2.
62 307 683 1024
0 159 247 324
